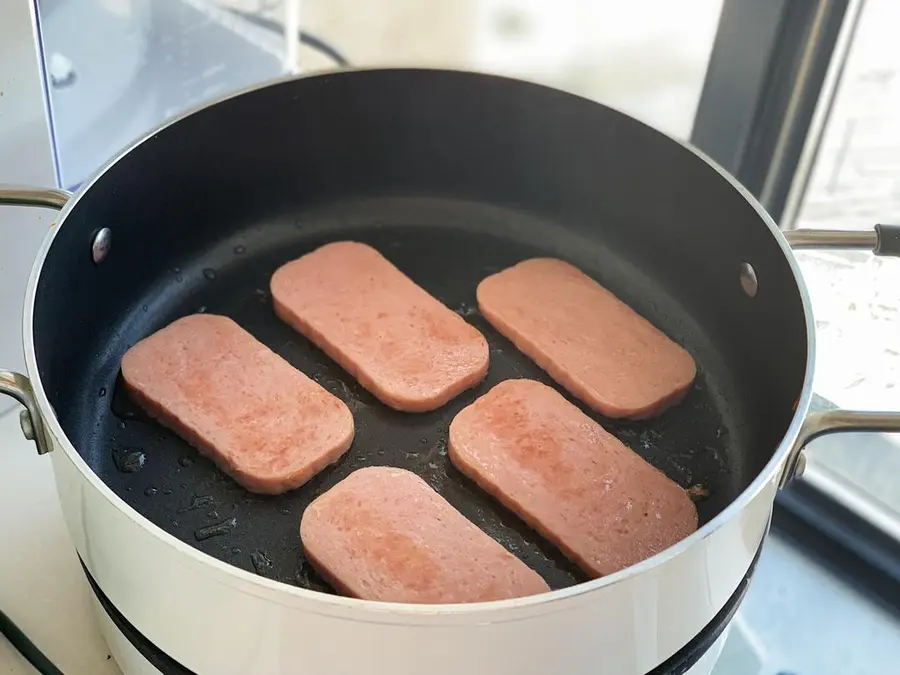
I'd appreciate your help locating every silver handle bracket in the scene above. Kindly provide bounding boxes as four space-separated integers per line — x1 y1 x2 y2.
0 184 71 210
780 410 900 488
778 225 900 487
784 224 900 256
0 184 69 455
0 371 53 455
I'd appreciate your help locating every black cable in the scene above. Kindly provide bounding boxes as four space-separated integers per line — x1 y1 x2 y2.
0 609 65 675
224 8 351 67
296 29 351 68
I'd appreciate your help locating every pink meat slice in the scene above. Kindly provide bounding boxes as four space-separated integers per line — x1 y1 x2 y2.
120 313 354 494
448 379 698 577
476 258 697 419
300 466 550 604
270 241 489 413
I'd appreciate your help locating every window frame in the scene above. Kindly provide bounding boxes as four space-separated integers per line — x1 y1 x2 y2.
691 0 863 225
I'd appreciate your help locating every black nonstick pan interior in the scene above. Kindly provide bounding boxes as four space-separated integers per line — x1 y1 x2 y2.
31 69 808 594
69 197 740 592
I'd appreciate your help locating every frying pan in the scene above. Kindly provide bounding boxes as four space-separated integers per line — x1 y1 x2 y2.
1 68 899 675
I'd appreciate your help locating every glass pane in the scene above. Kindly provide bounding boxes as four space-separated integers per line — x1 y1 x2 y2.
291 0 725 139
791 0 900 519
37 0 724 188
36 0 286 188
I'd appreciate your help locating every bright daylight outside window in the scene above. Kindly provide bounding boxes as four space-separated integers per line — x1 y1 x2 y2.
790 0 900 523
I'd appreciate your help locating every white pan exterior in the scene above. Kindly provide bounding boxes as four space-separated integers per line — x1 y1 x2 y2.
44 409 777 675
92 591 736 675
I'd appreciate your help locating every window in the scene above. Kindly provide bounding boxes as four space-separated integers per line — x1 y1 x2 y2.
37 0 287 188
37 0 724 187
789 0 900 527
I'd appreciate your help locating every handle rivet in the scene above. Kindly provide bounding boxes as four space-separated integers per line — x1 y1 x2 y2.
794 451 807 478
92 228 112 264
19 409 35 441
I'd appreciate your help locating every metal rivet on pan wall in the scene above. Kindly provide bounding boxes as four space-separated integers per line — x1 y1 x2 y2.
794 451 807 479
92 228 112 264
739 262 758 298
19 409 34 440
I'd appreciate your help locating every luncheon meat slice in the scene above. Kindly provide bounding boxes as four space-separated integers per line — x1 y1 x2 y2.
477 258 696 419
300 466 549 603
448 379 698 577
270 241 489 413
120 314 354 494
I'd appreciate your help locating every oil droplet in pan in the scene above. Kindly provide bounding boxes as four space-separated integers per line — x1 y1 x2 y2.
203 268 217 280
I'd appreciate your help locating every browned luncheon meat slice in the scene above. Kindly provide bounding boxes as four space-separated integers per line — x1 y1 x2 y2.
477 258 696 419
300 466 549 603
121 314 354 494
270 241 489 413
448 379 697 577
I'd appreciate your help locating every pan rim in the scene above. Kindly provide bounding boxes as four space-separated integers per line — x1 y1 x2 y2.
20 66 816 617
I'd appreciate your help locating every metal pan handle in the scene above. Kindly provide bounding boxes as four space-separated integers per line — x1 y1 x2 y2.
784 224 900 256
0 184 71 456
0 372 53 455
779 225 900 488
0 184 72 210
